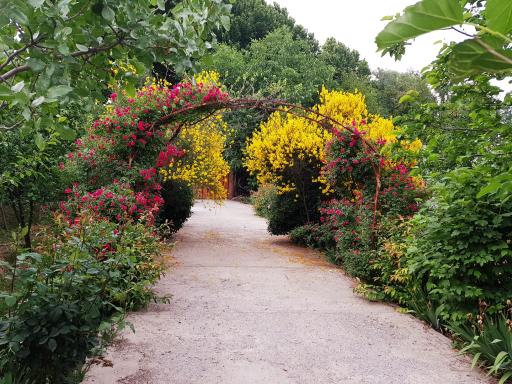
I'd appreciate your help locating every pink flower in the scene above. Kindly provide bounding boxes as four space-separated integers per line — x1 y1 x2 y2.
111 92 118 102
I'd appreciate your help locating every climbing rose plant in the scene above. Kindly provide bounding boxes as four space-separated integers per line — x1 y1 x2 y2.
63 78 229 220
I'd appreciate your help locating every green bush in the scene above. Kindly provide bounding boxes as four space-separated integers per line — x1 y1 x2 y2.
250 184 278 219
0 253 117 383
266 191 320 235
289 223 336 251
0 219 164 383
407 168 512 322
158 180 194 233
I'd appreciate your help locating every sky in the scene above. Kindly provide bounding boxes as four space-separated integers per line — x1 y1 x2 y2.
264 0 464 73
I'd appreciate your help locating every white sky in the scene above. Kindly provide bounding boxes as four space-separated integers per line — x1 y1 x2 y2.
265 0 464 73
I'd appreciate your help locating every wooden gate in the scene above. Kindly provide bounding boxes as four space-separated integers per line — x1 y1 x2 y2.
195 172 236 200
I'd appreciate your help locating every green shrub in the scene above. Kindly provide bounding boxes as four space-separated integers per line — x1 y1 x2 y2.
0 253 119 383
0 219 164 383
266 191 320 235
250 183 277 219
407 168 512 322
158 180 194 233
289 223 335 251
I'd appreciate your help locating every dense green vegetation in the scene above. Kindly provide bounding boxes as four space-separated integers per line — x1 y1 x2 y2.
0 0 511 382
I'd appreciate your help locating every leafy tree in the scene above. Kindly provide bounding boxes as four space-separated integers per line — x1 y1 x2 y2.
377 0 512 197
217 0 318 51
371 69 435 117
0 0 232 139
319 37 371 84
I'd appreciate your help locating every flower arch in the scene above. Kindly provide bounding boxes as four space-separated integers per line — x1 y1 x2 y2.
63 79 411 241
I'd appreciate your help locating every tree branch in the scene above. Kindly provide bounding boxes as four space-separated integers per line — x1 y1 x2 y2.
0 37 126 83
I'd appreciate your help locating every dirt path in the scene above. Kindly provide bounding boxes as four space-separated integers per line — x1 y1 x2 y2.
84 201 489 384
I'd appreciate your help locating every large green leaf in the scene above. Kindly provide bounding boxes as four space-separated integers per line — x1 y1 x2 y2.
448 38 512 79
47 85 73 99
485 0 512 35
376 0 464 50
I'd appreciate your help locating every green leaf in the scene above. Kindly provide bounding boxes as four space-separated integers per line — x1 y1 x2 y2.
28 0 45 8
485 0 512 35
9 8 29 25
34 133 46 151
376 0 464 50
157 0 166 11
76 43 89 52
0 84 11 97
47 85 73 99
11 81 25 93
471 352 481 369
31 96 45 107
27 58 45 72
449 38 512 80
102 6 115 21
4 296 16 308
47 338 57 352
477 182 501 198
499 371 512 384
55 125 77 141
220 15 231 31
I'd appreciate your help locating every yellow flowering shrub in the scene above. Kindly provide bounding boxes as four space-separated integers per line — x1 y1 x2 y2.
160 71 230 200
245 111 332 193
245 87 422 195
315 87 368 126
315 87 421 155
194 70 221 86
161 117 230 200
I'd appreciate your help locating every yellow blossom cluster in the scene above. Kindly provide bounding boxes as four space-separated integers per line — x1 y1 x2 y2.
194 70 221 86
315 87 368 126
245 87 423 194
245 110 332 193
160 71 230 200
161 117 230 200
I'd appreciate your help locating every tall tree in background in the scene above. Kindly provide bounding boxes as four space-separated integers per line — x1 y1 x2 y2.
320 38 371 83
217 0 318 51
371 69 435 117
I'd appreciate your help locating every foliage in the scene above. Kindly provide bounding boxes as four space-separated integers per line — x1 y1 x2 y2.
250 184 278 219
157 180 194 233
204 28 334 105
0 0 232 134
319 38 371 84
0 217 163 383
370 69 435 117
406 167 512 322
376 0 512 80
266 191 320 236
217 0 317 50
395 75 508 178
451 312 512 383
289 223 336 252
0 123 66 248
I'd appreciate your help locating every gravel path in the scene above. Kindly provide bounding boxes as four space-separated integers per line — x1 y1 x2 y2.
84 200 489 384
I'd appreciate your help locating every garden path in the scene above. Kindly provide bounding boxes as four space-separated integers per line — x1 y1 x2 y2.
84 200 490 384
